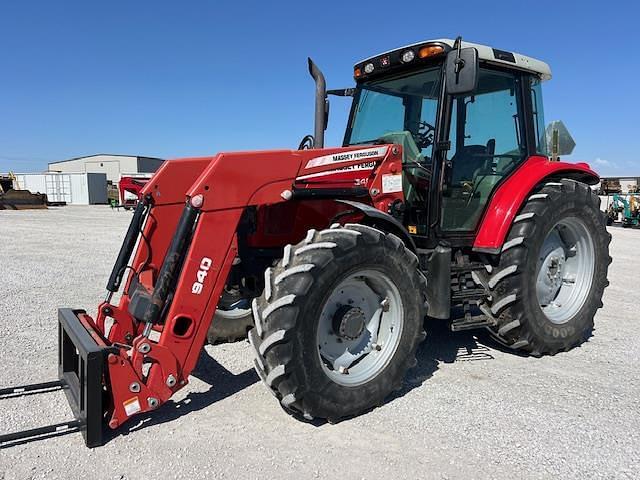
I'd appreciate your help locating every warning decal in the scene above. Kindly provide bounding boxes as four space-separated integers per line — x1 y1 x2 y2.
382 174 403 194
123 397 142 417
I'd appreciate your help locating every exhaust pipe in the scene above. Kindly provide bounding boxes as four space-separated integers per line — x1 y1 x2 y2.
308 58 327 148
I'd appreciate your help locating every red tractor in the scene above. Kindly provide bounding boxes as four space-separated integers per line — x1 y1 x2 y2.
1 38 610 447
118 176 150 210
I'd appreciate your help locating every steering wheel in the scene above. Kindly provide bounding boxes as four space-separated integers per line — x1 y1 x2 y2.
413 121 435 150
298 135 315 150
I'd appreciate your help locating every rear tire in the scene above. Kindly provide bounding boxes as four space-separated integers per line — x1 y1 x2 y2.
249 224 427 421
482 179 611 356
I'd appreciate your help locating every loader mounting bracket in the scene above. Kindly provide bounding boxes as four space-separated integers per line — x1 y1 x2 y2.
58 308 117 447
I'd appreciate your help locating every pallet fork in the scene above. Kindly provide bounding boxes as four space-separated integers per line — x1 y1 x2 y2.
1 309 115 447
1 196 155 447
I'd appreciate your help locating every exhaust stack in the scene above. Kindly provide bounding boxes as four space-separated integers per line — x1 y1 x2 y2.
308 58 328 148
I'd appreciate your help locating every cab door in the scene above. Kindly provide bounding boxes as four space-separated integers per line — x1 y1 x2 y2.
441 68 529 232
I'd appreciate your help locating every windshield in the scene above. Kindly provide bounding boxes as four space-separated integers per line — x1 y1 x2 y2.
344 66 442 159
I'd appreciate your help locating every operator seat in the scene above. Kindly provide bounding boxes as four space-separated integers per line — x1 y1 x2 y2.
441 139 497 231
450 139 495 184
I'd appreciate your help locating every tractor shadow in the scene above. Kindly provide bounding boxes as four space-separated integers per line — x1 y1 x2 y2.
1 327 513 448
120 322 514 435
389 320 498 401
118 349 258 437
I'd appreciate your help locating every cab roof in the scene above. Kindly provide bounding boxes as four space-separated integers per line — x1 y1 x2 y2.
356 38 552 81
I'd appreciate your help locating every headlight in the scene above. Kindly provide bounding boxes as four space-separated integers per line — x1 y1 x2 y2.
364 62 374 74
401 50 415 63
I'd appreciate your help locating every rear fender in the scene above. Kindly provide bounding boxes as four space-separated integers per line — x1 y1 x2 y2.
473 156 599 254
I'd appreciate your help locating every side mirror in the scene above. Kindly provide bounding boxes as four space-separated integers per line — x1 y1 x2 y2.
545 120 576 161
445 47 479 95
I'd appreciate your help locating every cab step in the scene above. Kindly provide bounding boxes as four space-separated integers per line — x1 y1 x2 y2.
450 313 496 332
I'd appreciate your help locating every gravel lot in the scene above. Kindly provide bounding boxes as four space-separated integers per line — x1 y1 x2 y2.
1 206 638 479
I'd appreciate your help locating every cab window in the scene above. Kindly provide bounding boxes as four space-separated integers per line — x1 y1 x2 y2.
441 68 527 232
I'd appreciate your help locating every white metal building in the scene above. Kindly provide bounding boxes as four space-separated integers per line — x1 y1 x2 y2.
48 154 164 184
14 172 108 205
619 178 639 193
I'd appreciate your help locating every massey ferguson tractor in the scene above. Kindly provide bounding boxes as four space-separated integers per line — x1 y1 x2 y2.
1 38 610 447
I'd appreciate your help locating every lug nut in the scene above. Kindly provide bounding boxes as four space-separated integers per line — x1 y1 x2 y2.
147 397 159 409
129 382 141 393
380 297 390 312
372 343 382 351
166 375 177 388
338 366 349 374
138 343 151 354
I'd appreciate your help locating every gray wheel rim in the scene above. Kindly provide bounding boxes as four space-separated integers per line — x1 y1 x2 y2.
216 290 251 319
535 216 595 324
215 306 251 319
316 269 404 386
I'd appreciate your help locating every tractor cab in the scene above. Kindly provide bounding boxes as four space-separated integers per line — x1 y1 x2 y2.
341 39 552 245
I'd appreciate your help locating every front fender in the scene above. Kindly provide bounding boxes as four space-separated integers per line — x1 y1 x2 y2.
473 156 599 254
336 200 417 252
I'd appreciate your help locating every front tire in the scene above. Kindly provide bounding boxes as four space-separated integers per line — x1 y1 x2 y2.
207 284 256 344
483 179 611 356
249 224 427 421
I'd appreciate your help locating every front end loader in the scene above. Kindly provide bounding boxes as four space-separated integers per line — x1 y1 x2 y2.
1 37 610 447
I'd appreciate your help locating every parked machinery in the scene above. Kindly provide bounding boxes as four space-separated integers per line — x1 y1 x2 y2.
118 176 150 210
607 194 640 227
599 179 622 195
0 173 48 210
627 195 640 227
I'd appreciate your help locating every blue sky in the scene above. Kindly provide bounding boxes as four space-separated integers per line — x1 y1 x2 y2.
0 0 637 176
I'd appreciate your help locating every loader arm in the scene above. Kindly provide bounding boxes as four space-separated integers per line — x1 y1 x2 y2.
0 144 404 447
100 150 311 431
103 145 403 432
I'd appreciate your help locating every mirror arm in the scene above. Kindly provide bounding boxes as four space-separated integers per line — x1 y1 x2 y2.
327 88 355 97
551 128 560 161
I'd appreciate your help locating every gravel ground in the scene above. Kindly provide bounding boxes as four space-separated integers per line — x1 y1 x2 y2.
0 206 638 479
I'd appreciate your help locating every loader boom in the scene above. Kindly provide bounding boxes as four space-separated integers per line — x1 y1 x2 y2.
21 144 401 443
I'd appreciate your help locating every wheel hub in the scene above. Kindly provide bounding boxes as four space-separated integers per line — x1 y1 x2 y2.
538 249 566 304
535 217 596 324
332 305 366 340
316 271 404 386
